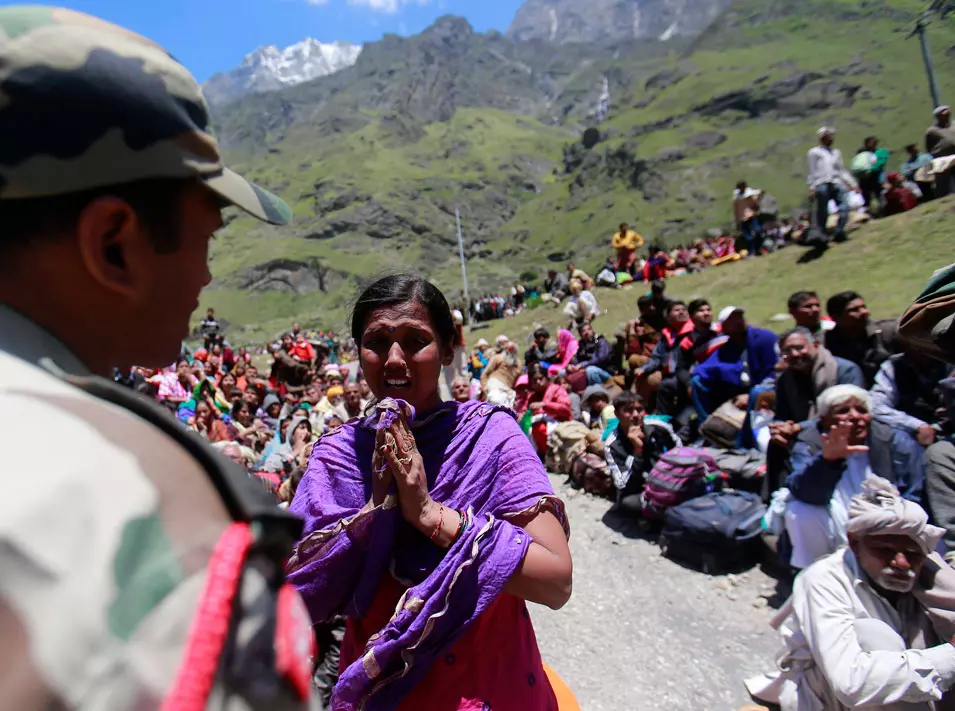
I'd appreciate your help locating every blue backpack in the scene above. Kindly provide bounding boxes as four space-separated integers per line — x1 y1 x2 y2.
658 490 766 575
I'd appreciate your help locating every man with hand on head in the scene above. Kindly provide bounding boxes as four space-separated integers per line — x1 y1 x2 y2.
611 222 644 276
605 392 681 518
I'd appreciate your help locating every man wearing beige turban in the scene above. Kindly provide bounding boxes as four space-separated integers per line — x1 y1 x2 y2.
747 476 955 710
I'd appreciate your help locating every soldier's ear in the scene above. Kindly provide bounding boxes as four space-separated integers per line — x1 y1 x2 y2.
75 196 137 298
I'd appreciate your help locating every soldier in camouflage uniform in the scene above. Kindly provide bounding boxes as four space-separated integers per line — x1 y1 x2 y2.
0 7 317 709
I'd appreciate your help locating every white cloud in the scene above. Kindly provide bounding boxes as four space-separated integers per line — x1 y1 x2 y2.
306 0 430 13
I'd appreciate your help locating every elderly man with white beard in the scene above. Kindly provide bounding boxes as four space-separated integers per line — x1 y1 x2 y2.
480 339 523 408
747 476 955 711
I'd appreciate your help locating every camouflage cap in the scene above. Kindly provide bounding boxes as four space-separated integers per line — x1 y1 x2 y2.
0 6 292 225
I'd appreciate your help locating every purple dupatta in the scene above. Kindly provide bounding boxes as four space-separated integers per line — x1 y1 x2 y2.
287 399 567 710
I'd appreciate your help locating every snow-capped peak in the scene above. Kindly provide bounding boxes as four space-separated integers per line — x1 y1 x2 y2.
241 38 362 86
202 38 362 107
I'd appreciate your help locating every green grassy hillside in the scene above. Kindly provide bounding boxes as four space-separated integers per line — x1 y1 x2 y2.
470 197 955 350
199 0 955 343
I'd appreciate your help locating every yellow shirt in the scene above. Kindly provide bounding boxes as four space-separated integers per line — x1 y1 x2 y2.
611 229 644 251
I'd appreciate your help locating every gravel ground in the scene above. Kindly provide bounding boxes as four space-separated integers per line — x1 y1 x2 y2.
532 475 785 711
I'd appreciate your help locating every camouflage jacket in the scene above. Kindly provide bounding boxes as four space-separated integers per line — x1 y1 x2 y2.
0 305 316 710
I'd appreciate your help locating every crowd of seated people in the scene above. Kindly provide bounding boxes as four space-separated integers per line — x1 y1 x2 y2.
449 270 955 711
133 276 955 590
449 279 955 584
114 321 369 497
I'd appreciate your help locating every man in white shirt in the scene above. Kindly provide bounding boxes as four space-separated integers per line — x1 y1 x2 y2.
807 127 857 246
747 476 955 710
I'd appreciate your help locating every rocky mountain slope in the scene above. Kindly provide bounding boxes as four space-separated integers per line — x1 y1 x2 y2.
202 38 361 107
507 0 732 44
212 16 662 152
202 0 955 341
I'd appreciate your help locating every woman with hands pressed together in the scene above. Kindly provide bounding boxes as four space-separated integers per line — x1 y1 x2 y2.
784 385 896 570
287 274 573 710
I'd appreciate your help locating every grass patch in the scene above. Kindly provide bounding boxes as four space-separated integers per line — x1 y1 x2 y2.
465 199 955 349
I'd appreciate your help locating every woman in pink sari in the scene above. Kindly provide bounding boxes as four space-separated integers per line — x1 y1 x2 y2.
546 329 579 378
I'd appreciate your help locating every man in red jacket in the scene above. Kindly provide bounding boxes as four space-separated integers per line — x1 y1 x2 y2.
636 301 694 416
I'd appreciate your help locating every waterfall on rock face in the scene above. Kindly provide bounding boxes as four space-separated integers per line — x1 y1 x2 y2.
596 76 610 123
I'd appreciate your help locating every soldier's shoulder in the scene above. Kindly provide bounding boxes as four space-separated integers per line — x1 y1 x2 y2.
0 351 226 512
0 350 152 445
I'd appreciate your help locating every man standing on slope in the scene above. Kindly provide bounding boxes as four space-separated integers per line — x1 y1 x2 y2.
611 221 645 276
0 7 315 709
926 105 955 198
806 126 856 246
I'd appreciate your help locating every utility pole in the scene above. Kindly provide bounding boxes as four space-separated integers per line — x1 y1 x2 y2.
909 11 943 109
455 207 471 325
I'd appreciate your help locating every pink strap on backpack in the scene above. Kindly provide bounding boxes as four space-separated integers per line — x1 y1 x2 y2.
161 522 254 711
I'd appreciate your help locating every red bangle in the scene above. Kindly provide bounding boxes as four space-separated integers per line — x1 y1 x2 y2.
429 505 444 543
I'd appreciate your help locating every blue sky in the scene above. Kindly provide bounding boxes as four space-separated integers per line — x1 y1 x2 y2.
48 0 527 82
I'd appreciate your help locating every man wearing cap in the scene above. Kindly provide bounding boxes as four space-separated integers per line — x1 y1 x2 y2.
807 126 856 245
927 105 955 197
0 7 313 709
469 338 491 379
691 306 779 417
747 476 955 711
581 385 616 434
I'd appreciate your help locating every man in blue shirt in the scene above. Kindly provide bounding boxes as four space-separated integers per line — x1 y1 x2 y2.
691 306 779 417
901 143 935 201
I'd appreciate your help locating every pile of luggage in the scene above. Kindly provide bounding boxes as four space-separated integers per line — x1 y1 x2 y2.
547 425 768 574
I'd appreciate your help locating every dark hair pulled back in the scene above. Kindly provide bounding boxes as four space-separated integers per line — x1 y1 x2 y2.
527 363 549 380
351 274 455 351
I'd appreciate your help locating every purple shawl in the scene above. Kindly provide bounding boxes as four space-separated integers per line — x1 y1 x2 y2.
287 399 567 710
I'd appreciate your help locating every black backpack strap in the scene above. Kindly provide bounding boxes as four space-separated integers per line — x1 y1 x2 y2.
61 373 303 542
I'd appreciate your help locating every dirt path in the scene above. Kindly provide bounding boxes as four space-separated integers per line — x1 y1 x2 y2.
531 475 783 711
